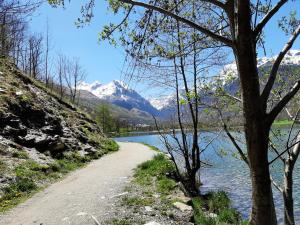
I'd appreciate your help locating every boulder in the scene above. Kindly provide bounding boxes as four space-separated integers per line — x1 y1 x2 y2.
173 202 193 212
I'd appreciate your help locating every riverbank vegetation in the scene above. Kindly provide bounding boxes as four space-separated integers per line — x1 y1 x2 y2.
107 151 244 225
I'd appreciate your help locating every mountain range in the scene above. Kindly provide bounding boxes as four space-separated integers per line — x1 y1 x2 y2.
78 50 300 123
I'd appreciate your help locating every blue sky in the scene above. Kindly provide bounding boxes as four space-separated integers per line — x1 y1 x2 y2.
29 1 300 97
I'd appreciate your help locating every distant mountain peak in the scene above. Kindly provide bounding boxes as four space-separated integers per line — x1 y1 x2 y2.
219 49 300 82
78 80 159 116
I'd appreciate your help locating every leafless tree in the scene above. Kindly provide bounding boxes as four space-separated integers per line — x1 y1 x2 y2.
60 57 86 104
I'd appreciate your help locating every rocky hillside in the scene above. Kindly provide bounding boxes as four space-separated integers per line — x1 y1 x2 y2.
0 58 117 211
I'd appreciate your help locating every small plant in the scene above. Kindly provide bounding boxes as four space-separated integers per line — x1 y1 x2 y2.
157 177 176 194
122 196 154 207
12 150 29 159
207 191 230 213
108 218 132 225
192 193 242 225
102 139 119 152
0 160 7 173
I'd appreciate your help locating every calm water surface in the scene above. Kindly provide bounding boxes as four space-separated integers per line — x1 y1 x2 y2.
115 131 300 224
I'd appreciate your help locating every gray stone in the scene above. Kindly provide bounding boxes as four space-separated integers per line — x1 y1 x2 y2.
145 206 153 212
144 222 161 225
173 202 193 212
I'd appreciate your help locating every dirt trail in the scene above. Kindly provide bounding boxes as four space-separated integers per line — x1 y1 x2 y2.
0 142 156 225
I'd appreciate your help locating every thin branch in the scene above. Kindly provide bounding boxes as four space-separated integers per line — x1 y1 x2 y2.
119 0 234 46
201 0 226 9
103 6 133 39
254 0 288 37
223 123 249 165
270 175 283 193
266 80 300 126
269 141 285 163
269 139 300 165
200 131 222 154
261 25 300 105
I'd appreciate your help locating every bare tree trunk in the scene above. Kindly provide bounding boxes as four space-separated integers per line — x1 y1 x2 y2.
232 1 278 224
283 133 300 225
283 160 295 225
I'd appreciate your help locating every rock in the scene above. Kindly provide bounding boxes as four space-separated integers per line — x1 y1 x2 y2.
173 202 193 212
144 222 161 225
153 194 160 198
174 191 191 204
0 88 5 93
15 91 23 96
206 212 218 218
145 206 153 212
3 125 26 136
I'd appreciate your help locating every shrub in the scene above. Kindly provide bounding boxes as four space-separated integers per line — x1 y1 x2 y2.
218 208 241 224
157 177 176 194
12 150 29 159
0 160 7 173
208 191 231 213
102 139 119 152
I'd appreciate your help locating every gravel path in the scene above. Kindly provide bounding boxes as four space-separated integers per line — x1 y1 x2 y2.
0 142 156 225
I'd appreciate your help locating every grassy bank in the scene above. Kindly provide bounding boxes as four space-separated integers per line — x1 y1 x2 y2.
137 154 244 225
0 139 119 213
108 144 244 225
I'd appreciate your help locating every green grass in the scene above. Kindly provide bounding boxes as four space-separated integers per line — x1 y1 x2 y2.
102 139 119 152
134 154 175 190
122 196 154 207
273 119 293 127
107 219 132 225
192 192 242 225
142 143 161 152
12 150 29 159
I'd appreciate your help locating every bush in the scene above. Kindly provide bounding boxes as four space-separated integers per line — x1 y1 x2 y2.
208 191 231 213
192 193 242 225
12 150 29 159
102 139 119 152
0 160 7 173
157 177 177 194
218 208 241 224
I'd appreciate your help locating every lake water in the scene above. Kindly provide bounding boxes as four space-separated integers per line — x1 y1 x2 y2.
115 131 300 224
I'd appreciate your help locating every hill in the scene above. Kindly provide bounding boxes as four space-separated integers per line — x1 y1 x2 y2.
0 58 117 211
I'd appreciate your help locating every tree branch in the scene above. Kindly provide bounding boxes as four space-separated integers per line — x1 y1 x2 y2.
104 6 133 39
253 0 288 37
261 25 300 105
119 0 234 46
223 123 249 165
270 175 283 193
266 80 300 126
201 0 226 9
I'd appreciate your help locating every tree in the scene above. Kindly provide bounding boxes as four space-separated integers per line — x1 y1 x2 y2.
28 34 43 79
49 0 300 224
62 57 86 104
96 104 114 133
0 0 40 58
56 53 66 100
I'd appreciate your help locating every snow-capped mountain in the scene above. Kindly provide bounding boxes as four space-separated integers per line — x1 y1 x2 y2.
219 50 300 82
150 49 300 114
78 50 300 121
149 94 176 110
78 80 159 116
